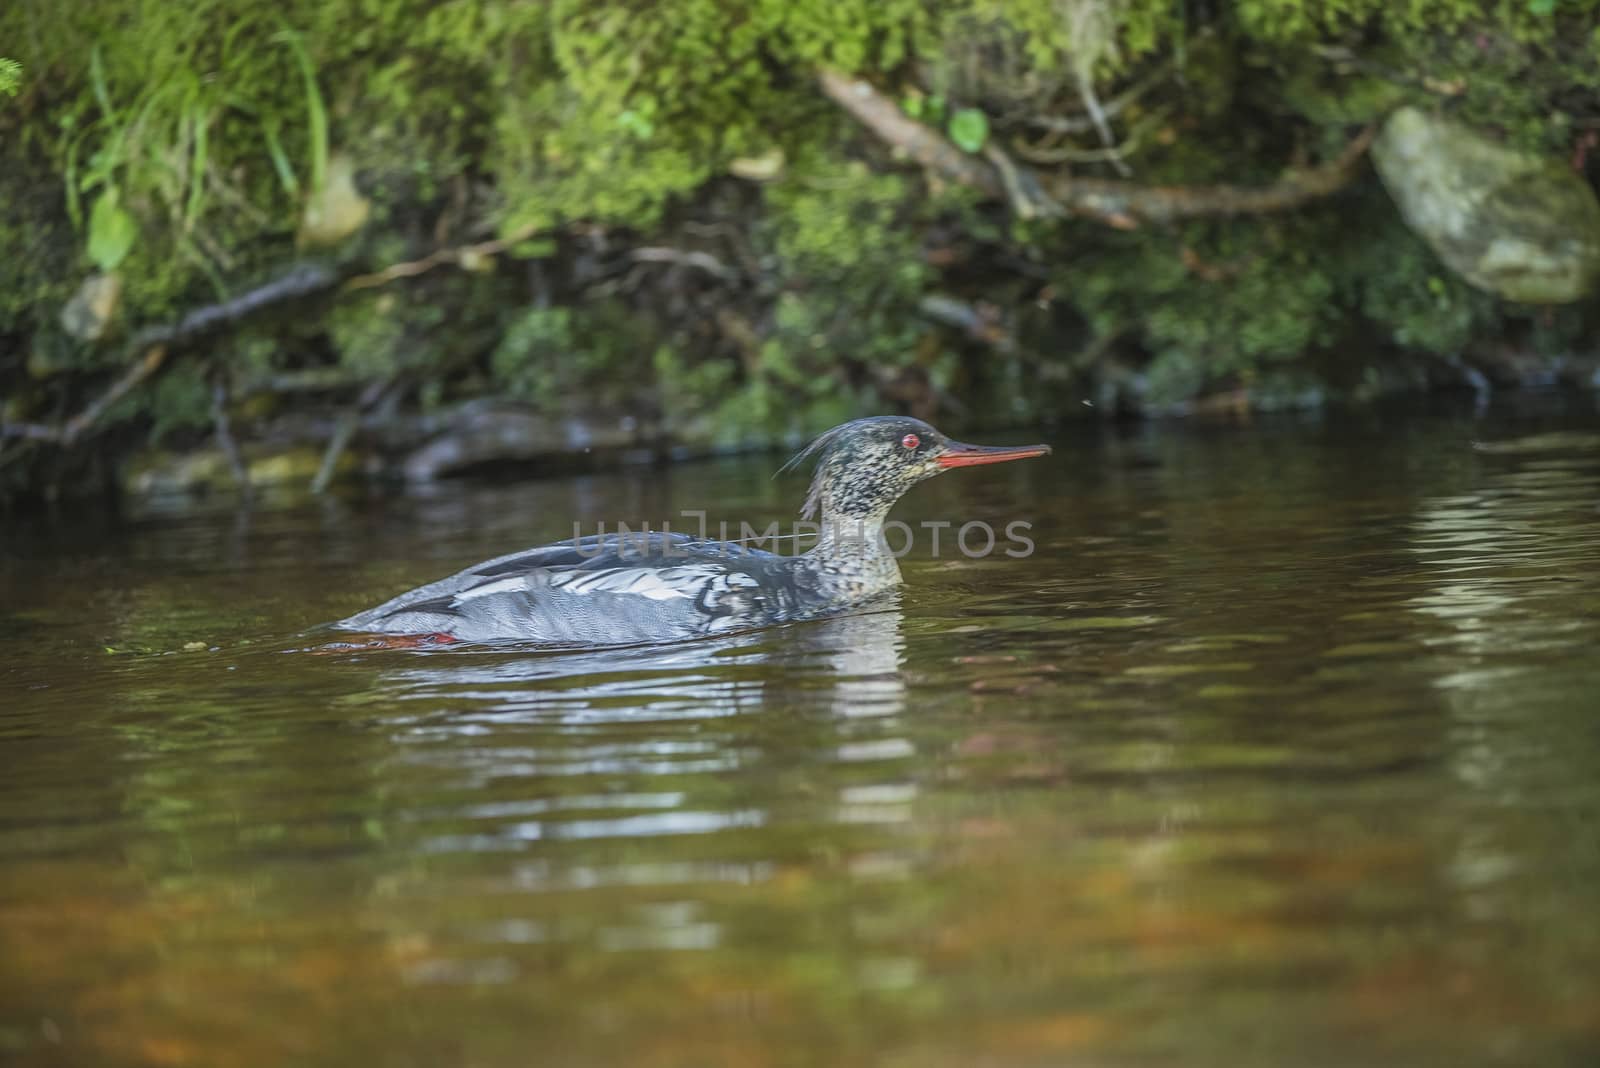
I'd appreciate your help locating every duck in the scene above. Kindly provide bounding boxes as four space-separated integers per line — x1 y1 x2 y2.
331 416 1049 647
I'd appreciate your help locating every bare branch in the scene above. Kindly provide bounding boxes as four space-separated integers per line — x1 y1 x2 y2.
818 68 1377 228
1 346 167 445
817 69 1004 198
1 263 337 447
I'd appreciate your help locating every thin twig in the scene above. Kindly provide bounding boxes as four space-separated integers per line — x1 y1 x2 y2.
1309 45 1465 97
311 411 360 494
0 345 168 446
0 345 167 444
982 142 1063 221
1011 135 1139 166
311 374 397 494
1075 73 1132 177
63 346 168 444
342 223 543 291
1023 61 1170 134
629 247 741 282
210 374 253 500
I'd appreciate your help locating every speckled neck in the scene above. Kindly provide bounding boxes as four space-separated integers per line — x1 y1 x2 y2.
800 503 903 600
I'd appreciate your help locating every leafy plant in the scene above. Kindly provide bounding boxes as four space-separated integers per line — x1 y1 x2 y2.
0 57 19 97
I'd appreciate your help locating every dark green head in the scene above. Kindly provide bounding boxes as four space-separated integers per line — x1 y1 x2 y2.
782 416 1050 521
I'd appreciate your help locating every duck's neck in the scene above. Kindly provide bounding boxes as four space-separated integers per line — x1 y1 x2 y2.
803 498 902 593
815 508 887 552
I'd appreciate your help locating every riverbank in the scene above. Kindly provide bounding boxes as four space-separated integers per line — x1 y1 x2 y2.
4 1 1600 505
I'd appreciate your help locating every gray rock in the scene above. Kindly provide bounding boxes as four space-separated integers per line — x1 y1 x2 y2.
1373 107 1600 304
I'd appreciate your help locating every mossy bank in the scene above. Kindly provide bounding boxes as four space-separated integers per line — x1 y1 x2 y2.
3 0 1600 502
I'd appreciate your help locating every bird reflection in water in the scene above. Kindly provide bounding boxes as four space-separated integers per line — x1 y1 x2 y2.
361 597 907 725
335 603 918 973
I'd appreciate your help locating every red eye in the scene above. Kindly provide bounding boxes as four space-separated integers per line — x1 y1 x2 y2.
901 433 920 449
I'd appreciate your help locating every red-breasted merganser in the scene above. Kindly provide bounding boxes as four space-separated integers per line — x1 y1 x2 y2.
332 417 1049 647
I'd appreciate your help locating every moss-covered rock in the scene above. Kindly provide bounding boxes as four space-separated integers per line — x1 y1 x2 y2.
1373 106 1600 303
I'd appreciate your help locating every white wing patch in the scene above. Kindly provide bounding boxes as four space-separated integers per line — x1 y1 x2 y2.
454 576 531 603
550 565 758 603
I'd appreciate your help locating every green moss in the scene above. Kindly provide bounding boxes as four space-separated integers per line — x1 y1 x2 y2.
144 362 214 443
491 303 660 413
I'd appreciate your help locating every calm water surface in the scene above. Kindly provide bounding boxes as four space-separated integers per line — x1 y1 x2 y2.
3 407 1599 1067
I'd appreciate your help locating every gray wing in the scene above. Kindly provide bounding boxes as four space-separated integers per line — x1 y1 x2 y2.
333 533 786 645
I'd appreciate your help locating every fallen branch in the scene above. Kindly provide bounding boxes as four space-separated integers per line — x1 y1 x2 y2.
140 263 337 346
1 263 339 448
818 69 1376 228
1 346 168 446
1038 126 1376 224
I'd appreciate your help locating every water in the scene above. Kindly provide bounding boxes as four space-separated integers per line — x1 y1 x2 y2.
3 405 1599 1067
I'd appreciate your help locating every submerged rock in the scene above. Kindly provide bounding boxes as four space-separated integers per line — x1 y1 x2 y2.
1373 107 1600 303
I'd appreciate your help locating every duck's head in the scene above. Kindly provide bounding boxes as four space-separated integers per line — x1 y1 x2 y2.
782 416 1051 521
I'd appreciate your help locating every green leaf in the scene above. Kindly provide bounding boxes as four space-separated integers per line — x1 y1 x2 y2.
89 46 113 120
261 121 301 198
616 108 655 139
87 190 137 271
274 29 328 192
1528 0 1556 14
948 108 989 154
185 104 210 229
